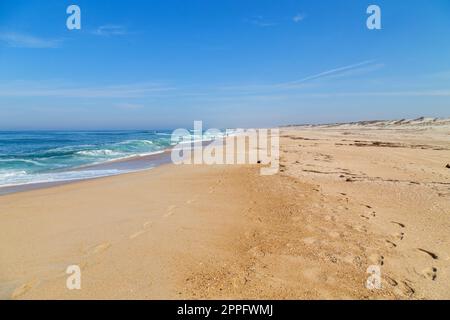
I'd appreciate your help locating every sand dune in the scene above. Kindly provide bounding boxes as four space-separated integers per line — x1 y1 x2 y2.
288 117 450 129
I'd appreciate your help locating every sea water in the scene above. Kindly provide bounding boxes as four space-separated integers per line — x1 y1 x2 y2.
0 130 179 188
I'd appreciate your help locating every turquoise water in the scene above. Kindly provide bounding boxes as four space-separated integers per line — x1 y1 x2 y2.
0 130 177 187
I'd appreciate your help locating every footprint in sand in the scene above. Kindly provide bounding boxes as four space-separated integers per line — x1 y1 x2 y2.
368 253 384 266
383 276 398 287
208 180 222 193
143 221 153 228
129 230 148 240
164 205 177 218
360 211 376 220
354 224 368 233
91 242 111 255
186 196 198 205
417 248 439 260
393 281 415 297
394 232 405 241
422 267 437 281
391 221 406 228
11 279 40 299
385 240 397 249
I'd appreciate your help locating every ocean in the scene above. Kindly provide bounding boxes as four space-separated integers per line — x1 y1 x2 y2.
0 130 181 189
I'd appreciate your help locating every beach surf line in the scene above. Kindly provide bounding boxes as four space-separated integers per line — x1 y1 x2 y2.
171 121 279 176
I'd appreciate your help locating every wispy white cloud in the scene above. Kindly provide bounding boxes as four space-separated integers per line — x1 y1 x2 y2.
241 89 450 100
0 32 61 48
333 90 450 97
293 13 306 23
93 25 128 36
0 82 174 98
274 60 381 88
246 13 306 27
180 89 450 106
215 60 383 94
245 16 277 27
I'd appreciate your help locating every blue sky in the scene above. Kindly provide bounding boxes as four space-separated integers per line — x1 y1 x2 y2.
0 0 449 130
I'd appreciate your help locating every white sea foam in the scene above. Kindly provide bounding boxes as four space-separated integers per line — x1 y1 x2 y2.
0 159 45 166
0 132 171 190
76 149 124 157
0 170 28 179
75 150 166 167
117 139 154 145
0 168 138 188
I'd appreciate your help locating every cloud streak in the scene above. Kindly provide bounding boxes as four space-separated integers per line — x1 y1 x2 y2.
0 32 61 48
275 60 380 88
93 25 128 36
0 82 174 98
216 60 383 95
245 16 277 27
293 13 306 23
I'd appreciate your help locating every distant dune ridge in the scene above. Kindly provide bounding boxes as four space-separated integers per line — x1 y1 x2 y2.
285 117 450 129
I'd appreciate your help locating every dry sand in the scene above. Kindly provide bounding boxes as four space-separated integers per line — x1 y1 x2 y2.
0 118 449 299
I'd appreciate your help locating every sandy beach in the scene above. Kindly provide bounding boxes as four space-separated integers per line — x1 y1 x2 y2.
1 118 449 300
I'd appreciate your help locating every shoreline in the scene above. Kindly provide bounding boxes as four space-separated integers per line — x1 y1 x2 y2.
0 149 172 196
0 139 219 196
